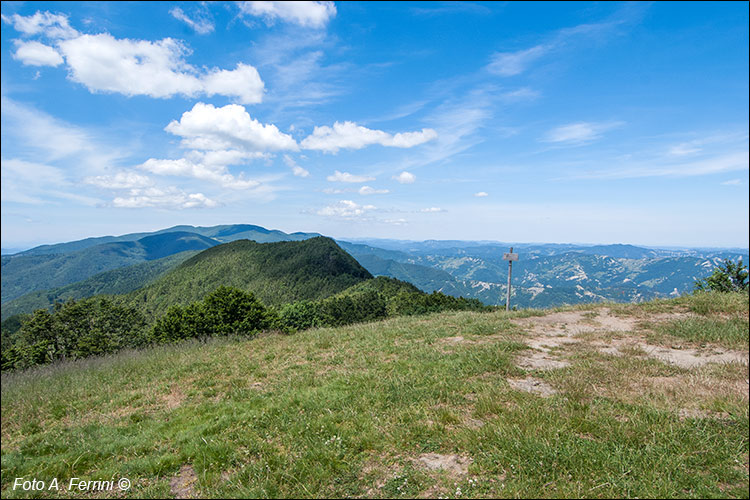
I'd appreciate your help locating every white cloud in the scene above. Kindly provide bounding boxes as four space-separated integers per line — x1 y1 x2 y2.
283 155 310 177
238 1 336 28
486 45 546 76
57 34 264 103
1 11 78 39
358 186 389 195
721 179 741 186
1 157 99 206
575 151 750 180
316 200 376 218
326 170 376 183
138 157 261 190
84 171 152 189
420 207 445 213
474 191 489 197
201 64 265 104
112 187 218 209
543 121 623 144
393 171 416 184
165 103 297 152
169 7 214 34
12 40 64 66
301 121 438 153
668 143 702 156
1 96 125 170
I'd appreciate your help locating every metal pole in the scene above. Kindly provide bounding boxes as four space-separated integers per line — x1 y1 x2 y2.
506 247 513 311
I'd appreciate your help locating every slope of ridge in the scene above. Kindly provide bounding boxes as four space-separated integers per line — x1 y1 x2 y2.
1 250 200 320
2 293 747 498
124 236 373 317
1 232 219 303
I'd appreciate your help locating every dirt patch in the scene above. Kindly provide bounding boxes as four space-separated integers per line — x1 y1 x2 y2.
678 408 731 420
596 339 748 368
415 453 472 476
516 350 570 371
170 464 198 499
163 385 185 410
507 377 557 397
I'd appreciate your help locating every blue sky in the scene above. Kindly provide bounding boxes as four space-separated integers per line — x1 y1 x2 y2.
1 1 748 249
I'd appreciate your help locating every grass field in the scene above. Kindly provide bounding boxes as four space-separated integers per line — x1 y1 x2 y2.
1 292 748 498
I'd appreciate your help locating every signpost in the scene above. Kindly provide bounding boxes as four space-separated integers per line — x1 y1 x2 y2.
503 247 518 311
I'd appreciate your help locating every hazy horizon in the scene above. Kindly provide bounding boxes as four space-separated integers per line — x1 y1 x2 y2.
2 2 748 249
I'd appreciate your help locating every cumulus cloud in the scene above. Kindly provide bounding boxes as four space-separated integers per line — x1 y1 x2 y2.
4 11 265 103
420 207 445 213
358 186 389 195
316 200 376 219
474 191 489 197
165 102 297 152
138 156 261 190
543 121 623 144
326 170 375 183
12 40 64 66
56 34 265 103
238 1 336 28
169 6 214 34
84 171 152 189
392 171 416 184
112 187 218 209
1 11 78 39
301 121 438 153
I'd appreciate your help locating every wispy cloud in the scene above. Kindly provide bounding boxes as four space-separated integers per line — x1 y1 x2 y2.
169 6 214 34
486 45 547 77
573 151 749 180
543 121 624 145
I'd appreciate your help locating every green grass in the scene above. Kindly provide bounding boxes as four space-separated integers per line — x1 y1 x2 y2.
2 299 748 499
655 317 749 349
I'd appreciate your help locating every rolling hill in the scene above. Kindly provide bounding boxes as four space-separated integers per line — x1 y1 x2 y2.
0 250 200 320
1 232 219 303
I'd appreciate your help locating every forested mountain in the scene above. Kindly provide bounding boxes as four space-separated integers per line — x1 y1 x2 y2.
1 232 219 303
122 237 372 317
15 224 321 256
3 224 747 317
1 225 322 305
1 251 199 320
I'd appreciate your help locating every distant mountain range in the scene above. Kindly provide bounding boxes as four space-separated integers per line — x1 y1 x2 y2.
1 223 747 320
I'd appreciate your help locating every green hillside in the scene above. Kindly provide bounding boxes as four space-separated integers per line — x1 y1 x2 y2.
1 232 218 303
124 237 373 317
1 292 747 498
1 251 199 321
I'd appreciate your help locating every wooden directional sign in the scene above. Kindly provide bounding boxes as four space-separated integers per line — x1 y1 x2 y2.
503 252 518 261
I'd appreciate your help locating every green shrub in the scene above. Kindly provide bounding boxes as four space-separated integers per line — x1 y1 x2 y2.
150 286 280 343
694 259 749 293
1 298 147 370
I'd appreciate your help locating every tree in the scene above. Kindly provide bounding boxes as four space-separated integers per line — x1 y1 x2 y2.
694 258 749 293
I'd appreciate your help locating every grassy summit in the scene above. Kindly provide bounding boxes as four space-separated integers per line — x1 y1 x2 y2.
124 237 373 317
1 292 747 498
